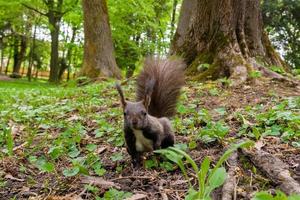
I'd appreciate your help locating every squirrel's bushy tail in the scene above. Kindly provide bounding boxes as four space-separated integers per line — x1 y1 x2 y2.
136 57 185 118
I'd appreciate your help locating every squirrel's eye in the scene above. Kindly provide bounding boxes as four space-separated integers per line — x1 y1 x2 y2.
123 112 127 116
142 111 147 116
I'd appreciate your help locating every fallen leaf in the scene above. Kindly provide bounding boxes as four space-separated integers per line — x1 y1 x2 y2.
124 194 147 200
81 176 120 189
254 140 265 150
96 146 107 154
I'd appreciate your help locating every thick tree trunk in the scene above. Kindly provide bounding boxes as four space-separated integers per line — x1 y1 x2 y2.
12 35 27 78
171 0 288 85
80 0 121 79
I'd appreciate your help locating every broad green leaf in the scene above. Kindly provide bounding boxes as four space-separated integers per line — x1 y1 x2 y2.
63 166 80 177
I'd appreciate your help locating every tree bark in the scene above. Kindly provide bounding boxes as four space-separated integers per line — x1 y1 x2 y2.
80 0 121 79
5 46 12 75
171 0 289 85
170 0 178 39
12 35 27 78
48 13 61 83
27 25 37 82
59 26 77 81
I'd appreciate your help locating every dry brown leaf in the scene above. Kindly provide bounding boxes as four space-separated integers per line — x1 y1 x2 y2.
96 146 107 154
81 176 120 189
124 193 148 200
254 140 265 150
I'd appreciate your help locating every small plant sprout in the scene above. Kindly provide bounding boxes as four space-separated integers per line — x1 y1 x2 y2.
155 140 254 200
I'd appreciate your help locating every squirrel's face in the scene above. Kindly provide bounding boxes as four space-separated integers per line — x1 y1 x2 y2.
123 101 148 129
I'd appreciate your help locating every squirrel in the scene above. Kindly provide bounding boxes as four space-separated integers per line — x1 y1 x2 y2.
116 57 185 166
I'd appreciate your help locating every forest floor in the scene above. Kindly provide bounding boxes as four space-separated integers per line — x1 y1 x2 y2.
0 77 299 200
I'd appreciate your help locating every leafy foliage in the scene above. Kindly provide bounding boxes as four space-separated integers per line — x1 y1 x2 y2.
238 97 300 146
155 140 254 200
262 0 300 69
253 190 300 200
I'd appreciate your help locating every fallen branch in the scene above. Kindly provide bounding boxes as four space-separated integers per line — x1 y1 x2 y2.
242 147 300 195
222 151 238 200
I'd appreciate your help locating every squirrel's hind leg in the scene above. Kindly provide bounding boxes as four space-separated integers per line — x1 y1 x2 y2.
159 118 176 148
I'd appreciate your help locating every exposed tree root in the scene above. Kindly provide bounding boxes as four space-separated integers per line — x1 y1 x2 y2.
242 147 300 195
222 151 238 200
249 58 299 87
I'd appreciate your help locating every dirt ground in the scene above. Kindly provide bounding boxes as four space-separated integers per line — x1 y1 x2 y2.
1 79 299 200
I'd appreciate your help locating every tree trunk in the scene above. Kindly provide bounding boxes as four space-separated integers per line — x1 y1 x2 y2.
48 16 60 83
59 26 77 81
0 37 3 74
35 68 39 79
170 0 178 39
12 35 27 78
0 49 3 74
80 0 121 79
5 46 12 75
27 25 37 82
171 0 288 85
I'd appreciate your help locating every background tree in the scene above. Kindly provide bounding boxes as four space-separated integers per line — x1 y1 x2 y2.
23 0 79 83
171 0 289 85
80 0 121 79
262 0 300 71
108 0 177 77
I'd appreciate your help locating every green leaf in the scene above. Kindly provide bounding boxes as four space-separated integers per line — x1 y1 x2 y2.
68 146 80 158
206 167 227 195
4 127 14 156
188 141 197 150
63 166 80 177
252 191 274 200
110 152 123 161
145 159 158 169
102 188 132 200
160 161 174 171
95 168 106 176
86 144 97 152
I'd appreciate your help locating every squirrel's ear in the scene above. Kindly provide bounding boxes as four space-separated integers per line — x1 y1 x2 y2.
143 95 151 110
115 82 127 109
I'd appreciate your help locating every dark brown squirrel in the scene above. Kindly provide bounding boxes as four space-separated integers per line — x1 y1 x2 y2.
116 57 185 166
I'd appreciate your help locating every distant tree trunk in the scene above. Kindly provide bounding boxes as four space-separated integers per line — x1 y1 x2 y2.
59 26 77 81
171 0 288 85
0 48 3 74
35 68 39 79
5 46 12 75
80 0 121 79
27 25 37 82
48 16 61 83
12 35 27 78
170 0 178 39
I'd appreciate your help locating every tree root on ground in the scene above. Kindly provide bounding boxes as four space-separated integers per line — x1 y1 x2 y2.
249 58 299 87
222 151 238 200
241 147 300 195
